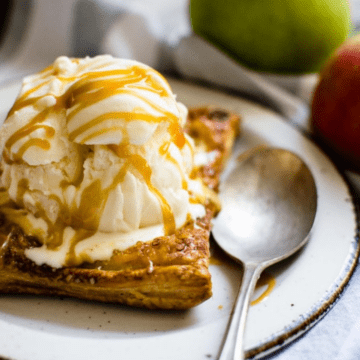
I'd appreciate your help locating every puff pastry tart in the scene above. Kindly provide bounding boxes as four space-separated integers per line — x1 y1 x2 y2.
0 56 240 309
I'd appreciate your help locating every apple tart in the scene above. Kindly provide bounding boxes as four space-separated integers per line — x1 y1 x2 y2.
0 55 240 309
0 106 240 309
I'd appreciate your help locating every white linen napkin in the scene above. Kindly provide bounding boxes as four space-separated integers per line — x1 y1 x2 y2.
336 320 360 360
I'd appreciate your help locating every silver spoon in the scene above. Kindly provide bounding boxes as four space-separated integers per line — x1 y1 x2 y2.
212 147 317 360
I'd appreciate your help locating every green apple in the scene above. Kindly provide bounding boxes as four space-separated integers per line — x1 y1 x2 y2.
190 0 351 74
311 34 360 172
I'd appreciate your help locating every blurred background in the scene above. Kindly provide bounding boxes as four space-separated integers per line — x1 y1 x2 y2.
0 0 357 84
0 0 358 126
0 0 193 85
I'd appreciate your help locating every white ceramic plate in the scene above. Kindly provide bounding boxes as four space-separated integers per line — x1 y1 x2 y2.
0 79 357 360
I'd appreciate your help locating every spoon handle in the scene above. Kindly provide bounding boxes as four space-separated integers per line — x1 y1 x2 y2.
219 263 262 360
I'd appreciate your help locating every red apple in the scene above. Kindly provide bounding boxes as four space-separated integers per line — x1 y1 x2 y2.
311 35 360 172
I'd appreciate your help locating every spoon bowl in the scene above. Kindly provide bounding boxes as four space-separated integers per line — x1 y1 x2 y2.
212 147 317 360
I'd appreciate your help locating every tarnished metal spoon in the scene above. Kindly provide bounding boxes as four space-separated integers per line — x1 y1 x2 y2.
212 147 317 360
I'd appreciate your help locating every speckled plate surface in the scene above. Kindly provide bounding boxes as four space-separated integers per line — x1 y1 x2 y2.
0 79 357 360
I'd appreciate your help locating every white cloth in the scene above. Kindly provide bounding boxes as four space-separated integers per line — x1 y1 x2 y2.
0 1 360 359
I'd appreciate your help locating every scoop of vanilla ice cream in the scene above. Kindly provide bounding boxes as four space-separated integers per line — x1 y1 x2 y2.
0 55 206 268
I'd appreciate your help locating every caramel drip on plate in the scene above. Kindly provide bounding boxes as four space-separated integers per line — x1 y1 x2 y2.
1 59 188 265
251 271 276 306
210 248 276 306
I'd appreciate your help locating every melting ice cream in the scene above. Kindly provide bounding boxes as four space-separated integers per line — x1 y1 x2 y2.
0 55 206 268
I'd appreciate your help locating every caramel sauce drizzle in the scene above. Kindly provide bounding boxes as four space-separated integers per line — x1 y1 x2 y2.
5 107 55 163
159 142 188 191
1 59 188 265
